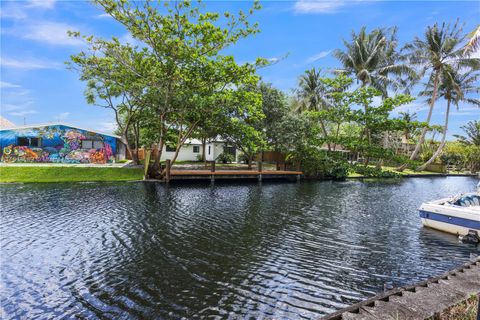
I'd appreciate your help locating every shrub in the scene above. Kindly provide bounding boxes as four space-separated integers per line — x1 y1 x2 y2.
216 153 235 164
292 149 350 180
354 166 402 178
237 153 250 164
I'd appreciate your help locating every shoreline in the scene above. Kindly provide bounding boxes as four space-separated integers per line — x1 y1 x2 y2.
321 257 480 320
0 165 477 184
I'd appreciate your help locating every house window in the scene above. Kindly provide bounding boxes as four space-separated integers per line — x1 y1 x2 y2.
82 140 104 149
208 146 211 155
17 137 40 147
93 141 103 149
82 140 94 149
166 145 176 152
193 146 200 153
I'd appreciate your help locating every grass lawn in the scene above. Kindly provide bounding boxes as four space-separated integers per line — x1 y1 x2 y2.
347 165 444 178
0 166 144 183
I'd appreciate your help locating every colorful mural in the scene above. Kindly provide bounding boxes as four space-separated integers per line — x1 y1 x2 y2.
0 125 118 164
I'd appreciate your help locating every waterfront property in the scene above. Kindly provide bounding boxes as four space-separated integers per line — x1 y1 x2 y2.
130 139 239 162
0 123 126 164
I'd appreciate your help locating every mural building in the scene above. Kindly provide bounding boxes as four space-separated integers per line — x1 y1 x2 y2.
0 124 123 164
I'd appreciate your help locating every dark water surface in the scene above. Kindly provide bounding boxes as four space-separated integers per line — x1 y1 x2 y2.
1 177 479 319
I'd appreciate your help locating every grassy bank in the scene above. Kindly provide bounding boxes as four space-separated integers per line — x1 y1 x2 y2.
0 166 143 183
348 166 452 178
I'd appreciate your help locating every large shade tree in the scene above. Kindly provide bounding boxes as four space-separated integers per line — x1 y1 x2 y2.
70 0 265 178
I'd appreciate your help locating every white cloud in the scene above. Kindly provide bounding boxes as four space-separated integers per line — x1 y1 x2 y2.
294 1 347 14
26 0 56 9
294 0 369 14
392 101 429 115
96 13 112 19
8 110 39 117
1 57 62 70
1 0 56 20
305 50 331 63
55 112 70 120
97 121 117 133
1 85 37 118
0 81 21 88
19 21 84 46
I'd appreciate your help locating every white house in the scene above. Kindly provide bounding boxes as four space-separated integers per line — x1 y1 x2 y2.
159 139 239 162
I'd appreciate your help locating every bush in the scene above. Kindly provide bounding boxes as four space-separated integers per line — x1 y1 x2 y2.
354 166 402 178
216 153 235 164
293 149 350 180
238 153 249 164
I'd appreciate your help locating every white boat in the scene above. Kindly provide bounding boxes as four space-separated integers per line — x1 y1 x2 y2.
419 183 480 237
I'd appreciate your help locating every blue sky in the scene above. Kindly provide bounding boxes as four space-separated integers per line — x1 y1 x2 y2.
1 0 479 138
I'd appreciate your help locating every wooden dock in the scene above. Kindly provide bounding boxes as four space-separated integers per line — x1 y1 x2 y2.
169 169 303 181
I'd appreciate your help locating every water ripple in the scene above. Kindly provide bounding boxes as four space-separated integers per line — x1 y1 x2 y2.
1 177 479 319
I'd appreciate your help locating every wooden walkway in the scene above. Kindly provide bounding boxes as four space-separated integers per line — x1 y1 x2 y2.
322 257 480 320
169 170 302 181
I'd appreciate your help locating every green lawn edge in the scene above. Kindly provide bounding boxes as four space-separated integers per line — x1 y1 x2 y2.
0 166 143 183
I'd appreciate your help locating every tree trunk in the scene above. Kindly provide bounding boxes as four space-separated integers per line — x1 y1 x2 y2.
202 137 207 165
134 122 140 164
319 119 331 151
247 156 253 170
397 69 440 171
416 98 451 171
123 136 138 164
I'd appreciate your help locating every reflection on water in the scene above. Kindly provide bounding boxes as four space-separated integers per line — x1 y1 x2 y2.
1 177 478 319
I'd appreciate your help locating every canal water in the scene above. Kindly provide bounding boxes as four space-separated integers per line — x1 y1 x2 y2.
1 177 479 319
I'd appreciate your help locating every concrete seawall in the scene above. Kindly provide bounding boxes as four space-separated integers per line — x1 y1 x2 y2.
322 257 480 320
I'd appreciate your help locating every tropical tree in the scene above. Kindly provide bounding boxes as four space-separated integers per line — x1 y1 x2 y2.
70 0 265 179
333 26 416 159
464 25 480 55
398 20 479 170
417 67 480 170
294 68 332 149
333 26 416 95
398 111 417 141
454 120 480 146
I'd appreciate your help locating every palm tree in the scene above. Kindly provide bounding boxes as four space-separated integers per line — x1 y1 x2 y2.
398 111 417 141
333 26 416 95
464 25 480 55
416 67 480 170
334 26 416 164
454 120 480 146
398 20 478 171
295 68 332 150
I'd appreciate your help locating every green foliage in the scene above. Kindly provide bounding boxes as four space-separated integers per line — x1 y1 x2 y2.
288 147 350 180
237 153 250 163
69 0 264 176
216 153 235 164
354 166 402 179
455 120 480 146
464 145 480 172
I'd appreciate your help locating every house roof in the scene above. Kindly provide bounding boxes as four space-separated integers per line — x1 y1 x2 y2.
0 116 15 129
0 122 121 139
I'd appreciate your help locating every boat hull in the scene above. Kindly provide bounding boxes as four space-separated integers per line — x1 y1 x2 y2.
419 199 480 236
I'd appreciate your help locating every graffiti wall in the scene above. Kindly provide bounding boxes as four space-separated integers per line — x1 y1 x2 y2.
0 125 117 164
